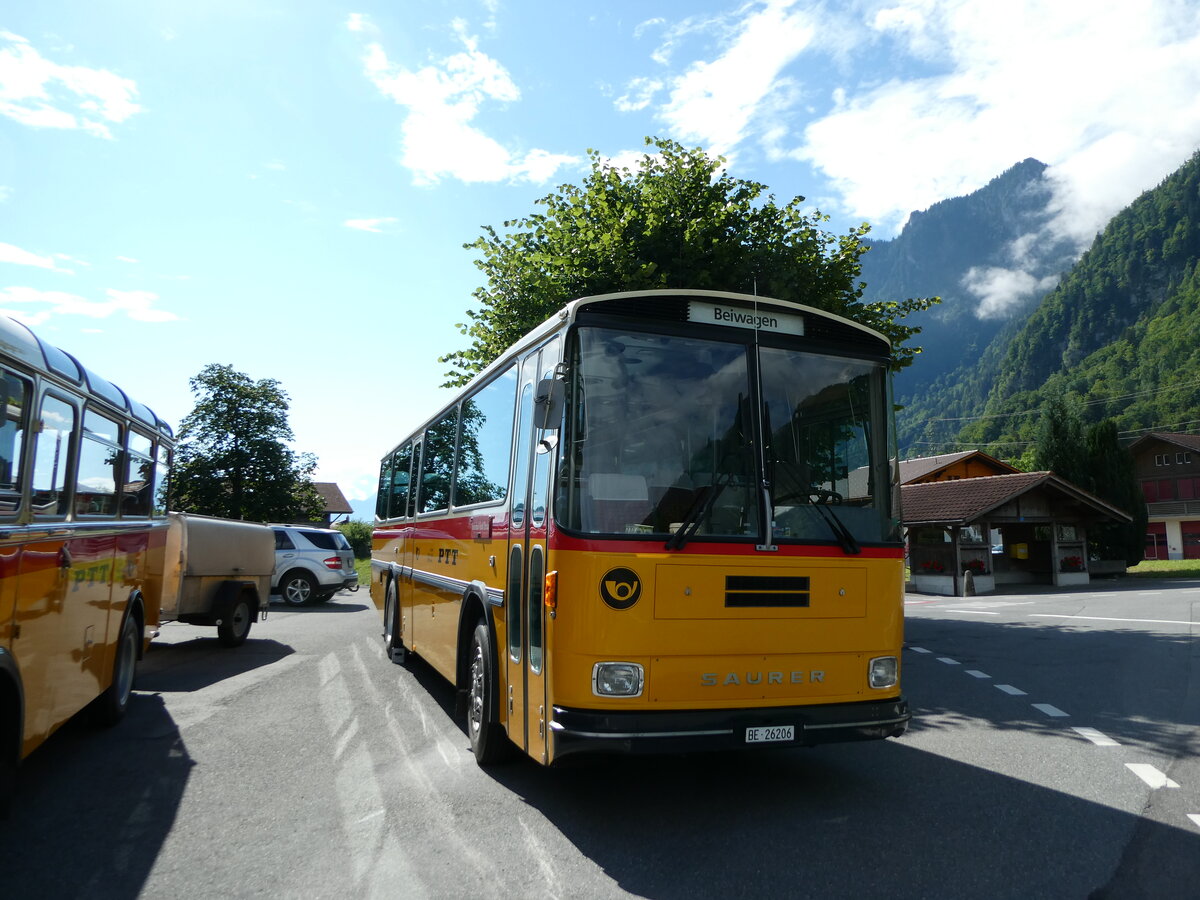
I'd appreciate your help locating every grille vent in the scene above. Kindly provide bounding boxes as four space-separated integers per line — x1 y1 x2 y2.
724 575 810 608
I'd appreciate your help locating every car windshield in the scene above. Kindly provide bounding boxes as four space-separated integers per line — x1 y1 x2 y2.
557 324 898 545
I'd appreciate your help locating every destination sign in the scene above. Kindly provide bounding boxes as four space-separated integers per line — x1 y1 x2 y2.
689 301 805 337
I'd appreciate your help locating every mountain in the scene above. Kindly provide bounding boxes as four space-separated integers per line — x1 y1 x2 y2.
859 158 1082 453
859 160 1084 453
956 149 1200 449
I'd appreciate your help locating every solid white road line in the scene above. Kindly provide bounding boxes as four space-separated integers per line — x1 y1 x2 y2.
1126 764 1180 789
1030 614 1196 626
996 684 1027 695
1032 703 1069 717
1071 727 1120 746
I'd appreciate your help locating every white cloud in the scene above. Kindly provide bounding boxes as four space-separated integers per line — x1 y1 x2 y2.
344 217 397 233
961 265 1061 319
657 0 818 155
0 285 177 323
358 25 578 186
795 0 1200 239
0 31 141 139
0 241 66 271
116 255 139 263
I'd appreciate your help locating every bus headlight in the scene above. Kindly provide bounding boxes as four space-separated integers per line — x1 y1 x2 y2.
592 662 644 697
869 656 899 689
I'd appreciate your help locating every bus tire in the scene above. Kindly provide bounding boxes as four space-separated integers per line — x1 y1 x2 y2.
95 610 139 726
467 621 508 765
383 580 406 664
217 591 254 648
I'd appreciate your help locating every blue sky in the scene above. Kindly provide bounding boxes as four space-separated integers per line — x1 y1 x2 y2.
3 0 1200 518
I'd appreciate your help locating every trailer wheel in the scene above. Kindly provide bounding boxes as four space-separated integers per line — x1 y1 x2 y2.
217 592 254 648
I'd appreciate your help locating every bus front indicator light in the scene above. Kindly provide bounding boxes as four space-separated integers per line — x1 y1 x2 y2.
592 662 644 697
869 656 898 689
545 570 558 616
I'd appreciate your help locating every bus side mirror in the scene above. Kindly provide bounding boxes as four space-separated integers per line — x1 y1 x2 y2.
535 378 565 431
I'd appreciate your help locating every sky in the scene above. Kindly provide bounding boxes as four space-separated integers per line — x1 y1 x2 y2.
3 0 1200 519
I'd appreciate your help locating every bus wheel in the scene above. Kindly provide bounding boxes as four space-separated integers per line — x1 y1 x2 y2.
468 622 508 765
217 593 253 648
95 612 139 726
383 581 406 664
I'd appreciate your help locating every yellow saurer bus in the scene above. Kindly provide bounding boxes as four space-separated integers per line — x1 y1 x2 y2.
372 290 909 765
0 316 174 799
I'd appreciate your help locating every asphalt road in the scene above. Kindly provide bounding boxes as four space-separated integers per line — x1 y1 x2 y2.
1 579 1197 899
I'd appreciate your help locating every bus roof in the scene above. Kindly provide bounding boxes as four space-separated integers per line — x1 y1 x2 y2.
0 315 174 438
463 289 891 389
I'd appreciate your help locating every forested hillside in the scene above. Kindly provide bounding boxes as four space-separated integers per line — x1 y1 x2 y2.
958 150 1200 450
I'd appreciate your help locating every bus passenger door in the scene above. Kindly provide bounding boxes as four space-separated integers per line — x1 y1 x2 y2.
506 340 559 764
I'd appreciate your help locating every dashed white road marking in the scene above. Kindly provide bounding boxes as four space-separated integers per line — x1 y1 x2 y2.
1071 727 1120 746
1030 614 1196 626
1032 703 1069 718
908 646 931 653
937 657 960 665
965 670 990 679
1126 764 1180 789
943 609 1000 615
996 684 1027 696
1189 814 1200 830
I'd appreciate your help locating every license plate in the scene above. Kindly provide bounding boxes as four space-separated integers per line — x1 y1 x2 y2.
746 725 794 743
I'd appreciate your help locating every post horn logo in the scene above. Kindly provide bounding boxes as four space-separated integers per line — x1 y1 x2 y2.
600 567 641 610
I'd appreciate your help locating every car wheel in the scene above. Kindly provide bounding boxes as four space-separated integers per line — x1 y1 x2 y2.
280 571 317 606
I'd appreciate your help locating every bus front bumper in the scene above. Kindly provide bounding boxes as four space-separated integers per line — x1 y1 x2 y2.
549 697 909 763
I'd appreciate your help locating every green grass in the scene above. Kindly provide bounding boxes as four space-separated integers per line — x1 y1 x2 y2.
355 557 372 585
1126 558 1200 579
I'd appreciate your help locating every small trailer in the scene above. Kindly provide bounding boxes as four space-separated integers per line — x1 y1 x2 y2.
157 512 275 647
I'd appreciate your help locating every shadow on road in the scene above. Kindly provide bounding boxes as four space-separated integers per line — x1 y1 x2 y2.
137 637 296 693
0 692 192 898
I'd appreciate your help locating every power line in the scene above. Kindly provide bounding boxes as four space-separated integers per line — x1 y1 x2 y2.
925 377 1200 424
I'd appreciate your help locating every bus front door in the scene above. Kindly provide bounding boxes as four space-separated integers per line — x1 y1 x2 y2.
507 342 556 763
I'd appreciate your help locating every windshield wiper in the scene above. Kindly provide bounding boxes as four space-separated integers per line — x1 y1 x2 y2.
665 474 731 551
808 498 860 555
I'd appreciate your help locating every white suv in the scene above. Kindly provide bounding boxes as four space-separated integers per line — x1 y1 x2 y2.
271 525 359 605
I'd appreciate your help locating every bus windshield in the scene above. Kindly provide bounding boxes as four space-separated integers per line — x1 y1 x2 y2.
558 324 898 545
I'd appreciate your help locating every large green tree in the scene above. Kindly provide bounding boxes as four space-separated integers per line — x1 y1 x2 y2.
169 364 323 522
441 137 937 386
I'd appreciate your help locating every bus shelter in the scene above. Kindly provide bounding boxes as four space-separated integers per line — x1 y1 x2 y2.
901 471 1132 596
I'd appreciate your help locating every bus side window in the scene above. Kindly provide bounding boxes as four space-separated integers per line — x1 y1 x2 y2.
32 395 77 518
391 444 412 519
152 442 171 516
419 411 457 514
77 409 122 516
123 431 154 517
376 453 393 520
0 367 31 515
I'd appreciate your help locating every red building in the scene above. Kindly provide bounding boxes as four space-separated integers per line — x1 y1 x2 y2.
1128 433 1200 560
